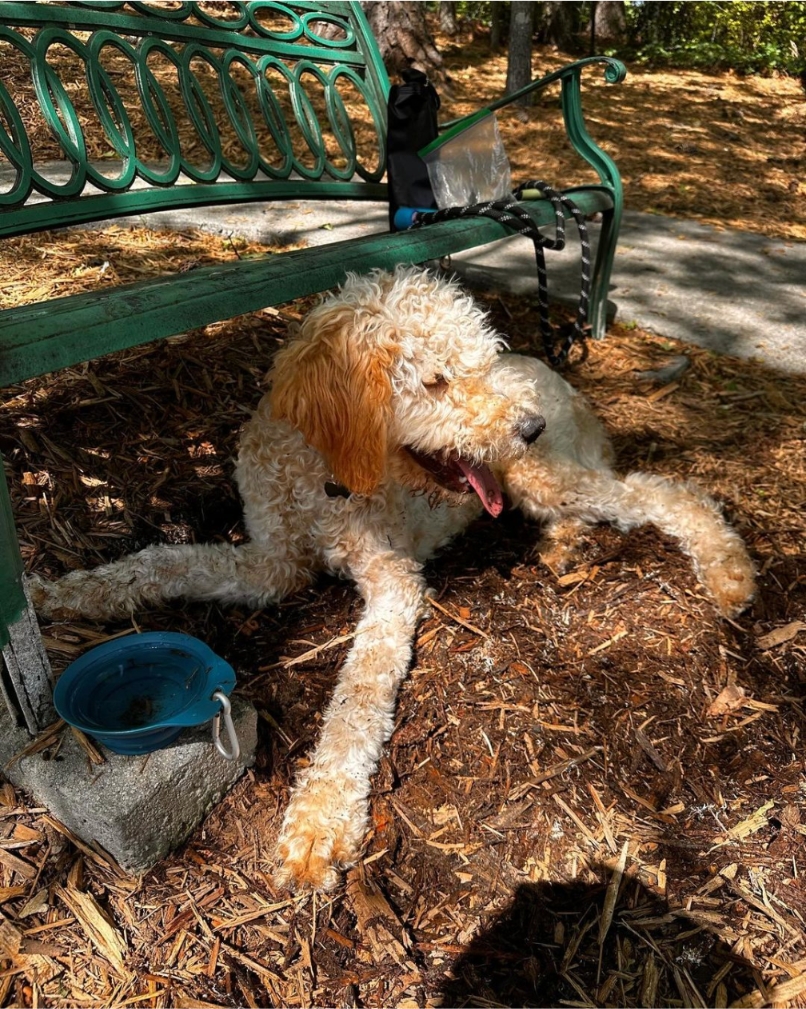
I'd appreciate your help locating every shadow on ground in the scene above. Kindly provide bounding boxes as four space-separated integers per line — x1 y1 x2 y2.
2 286 804 1007
440 874 757 1008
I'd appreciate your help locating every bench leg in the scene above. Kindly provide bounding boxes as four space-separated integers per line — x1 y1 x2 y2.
1 457 56 735
588 203 621 341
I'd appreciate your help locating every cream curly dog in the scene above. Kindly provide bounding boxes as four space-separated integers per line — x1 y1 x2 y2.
31 266 755 891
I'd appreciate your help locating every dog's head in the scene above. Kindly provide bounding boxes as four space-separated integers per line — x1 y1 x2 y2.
270 267 544 513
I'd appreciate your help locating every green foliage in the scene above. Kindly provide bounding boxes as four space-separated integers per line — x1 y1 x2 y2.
455 1 495 19
438 1 805 73
625 1 806 73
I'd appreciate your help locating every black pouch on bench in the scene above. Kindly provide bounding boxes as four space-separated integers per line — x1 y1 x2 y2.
386 69 440 230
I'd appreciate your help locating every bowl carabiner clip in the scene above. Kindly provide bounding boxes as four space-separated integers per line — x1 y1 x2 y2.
212 691 240 761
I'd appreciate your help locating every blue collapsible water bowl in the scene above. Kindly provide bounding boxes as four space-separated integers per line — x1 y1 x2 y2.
53 631 236 755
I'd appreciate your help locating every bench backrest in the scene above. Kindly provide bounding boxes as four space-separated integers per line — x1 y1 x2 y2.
0 1 391 239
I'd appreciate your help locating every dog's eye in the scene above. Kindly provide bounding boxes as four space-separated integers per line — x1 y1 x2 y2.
424 375 449 394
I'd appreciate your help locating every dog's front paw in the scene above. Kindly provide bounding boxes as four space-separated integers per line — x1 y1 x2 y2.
27 569 133 621
26 573 83 621
26 573 47 609
701 549 756 618
274 777 368 892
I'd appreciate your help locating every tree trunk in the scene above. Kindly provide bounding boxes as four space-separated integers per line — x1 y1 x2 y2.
490 3 505 50
541 1 579 49
589 0 597 55
505 2 535 105
438 1 458 37
362 2 449 91
592 0 626 47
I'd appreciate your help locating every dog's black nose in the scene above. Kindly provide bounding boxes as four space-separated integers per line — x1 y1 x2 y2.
520 415 546 444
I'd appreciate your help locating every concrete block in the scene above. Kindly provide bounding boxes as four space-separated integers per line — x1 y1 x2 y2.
0 695 257 874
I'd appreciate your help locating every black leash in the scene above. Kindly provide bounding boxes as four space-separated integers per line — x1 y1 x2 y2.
410 180 591 367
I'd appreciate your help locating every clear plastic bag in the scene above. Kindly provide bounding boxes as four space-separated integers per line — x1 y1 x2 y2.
419 111 512 208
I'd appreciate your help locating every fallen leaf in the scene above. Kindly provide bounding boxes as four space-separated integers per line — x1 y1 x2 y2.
16 888 49 919
756 620 806 650
707 683 746 716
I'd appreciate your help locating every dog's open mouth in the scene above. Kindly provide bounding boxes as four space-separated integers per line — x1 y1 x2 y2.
405 448 504 517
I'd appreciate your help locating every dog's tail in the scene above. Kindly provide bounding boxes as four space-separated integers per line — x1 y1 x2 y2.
506 459 755 617
29 542 307 621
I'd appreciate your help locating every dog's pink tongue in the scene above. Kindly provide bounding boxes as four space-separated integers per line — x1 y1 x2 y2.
457 459 504 517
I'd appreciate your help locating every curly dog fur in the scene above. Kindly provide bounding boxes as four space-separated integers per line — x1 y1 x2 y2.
31 266 755 891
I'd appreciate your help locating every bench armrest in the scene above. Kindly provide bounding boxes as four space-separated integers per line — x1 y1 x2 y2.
440 57 626 195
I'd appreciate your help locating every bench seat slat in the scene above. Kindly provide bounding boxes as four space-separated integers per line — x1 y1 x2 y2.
0 188 614 388
0 183 390 241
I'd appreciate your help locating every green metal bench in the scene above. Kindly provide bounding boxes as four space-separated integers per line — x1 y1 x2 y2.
0 1 626 733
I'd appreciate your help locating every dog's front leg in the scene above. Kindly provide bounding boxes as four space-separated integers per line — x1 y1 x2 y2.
275 549 425 892
503 453 755 617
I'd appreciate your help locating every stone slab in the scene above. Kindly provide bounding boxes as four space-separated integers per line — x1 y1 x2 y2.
1 695 257 875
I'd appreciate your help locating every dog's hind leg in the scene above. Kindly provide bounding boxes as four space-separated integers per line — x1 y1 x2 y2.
503 453 755 617
29 542 309 621
275 546 425 892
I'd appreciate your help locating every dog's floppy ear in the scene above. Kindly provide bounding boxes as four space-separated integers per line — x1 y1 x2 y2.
270 305 395 496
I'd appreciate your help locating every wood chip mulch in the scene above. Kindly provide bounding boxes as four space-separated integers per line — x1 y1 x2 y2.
438 34 806 244
1 225 805 1008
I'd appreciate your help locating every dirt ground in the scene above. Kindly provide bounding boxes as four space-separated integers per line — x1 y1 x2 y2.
2 241 805 1006
437 32 806 243
1 17 806 1009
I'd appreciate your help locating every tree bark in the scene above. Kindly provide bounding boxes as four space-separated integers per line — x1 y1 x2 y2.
592 0 626 46
490 3 506 49
505 2 535 104
438 1 458 37
540 1 579 49
362 2 449 90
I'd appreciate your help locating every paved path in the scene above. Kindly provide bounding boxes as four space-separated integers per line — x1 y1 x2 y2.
131 198 806 375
